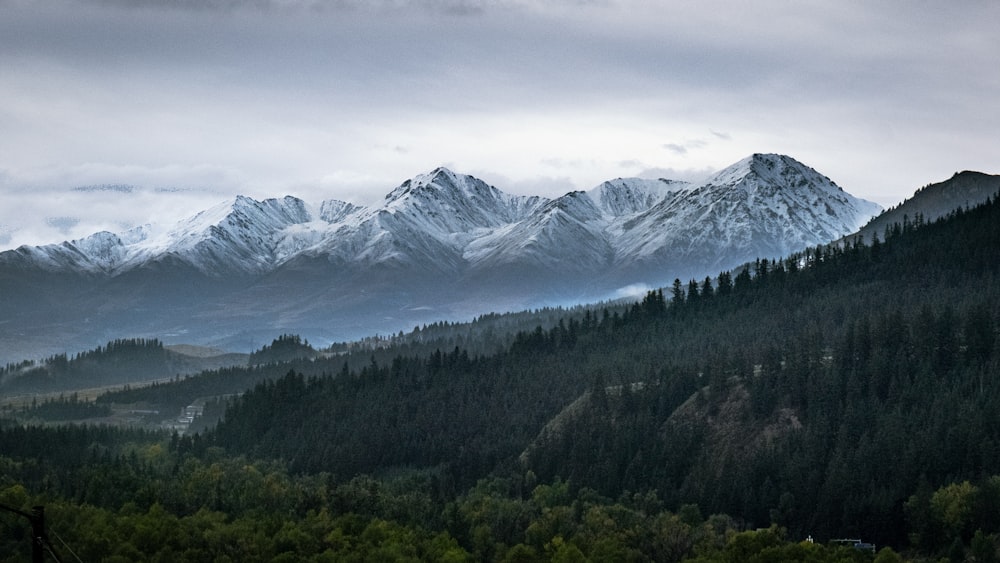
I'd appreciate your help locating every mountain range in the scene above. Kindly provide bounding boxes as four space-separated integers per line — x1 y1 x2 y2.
0 153 913 364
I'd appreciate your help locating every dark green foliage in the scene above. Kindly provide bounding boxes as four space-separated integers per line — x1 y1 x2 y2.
22 393 112 421
96 363 279 418
248 334 318 365
0 338 172 393
0 431 885 563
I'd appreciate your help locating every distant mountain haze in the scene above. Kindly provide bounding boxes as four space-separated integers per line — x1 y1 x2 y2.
11 152 981 365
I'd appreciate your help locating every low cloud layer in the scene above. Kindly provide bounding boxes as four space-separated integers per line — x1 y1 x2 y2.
1 0 998 249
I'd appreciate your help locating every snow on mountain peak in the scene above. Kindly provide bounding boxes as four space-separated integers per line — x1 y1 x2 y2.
319 199 359 223
620 153 883 269
703 153 842 196
385 167 460 202
134 194 316 274
3 154 883 284
588 177 692 216
8 194 319 276
380 168 544 231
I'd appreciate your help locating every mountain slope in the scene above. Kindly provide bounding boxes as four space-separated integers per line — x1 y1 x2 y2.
588 177 691 216
849 170 1000 243
465 191 610 274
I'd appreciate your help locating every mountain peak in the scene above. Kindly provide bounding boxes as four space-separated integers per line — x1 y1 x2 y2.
430 166 456 178
618 154 883 273
702 153 843 197
385 167 460 202
383 168 502 208
375 168 545 241
410 166 459 187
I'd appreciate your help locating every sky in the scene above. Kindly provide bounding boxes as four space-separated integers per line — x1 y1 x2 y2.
1 0 998 250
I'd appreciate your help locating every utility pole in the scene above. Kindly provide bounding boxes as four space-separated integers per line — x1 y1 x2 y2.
0 502 58 562
30 506 46 563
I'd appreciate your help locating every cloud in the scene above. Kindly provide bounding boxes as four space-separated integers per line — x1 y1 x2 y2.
636 166 715 184
663 138 709 156
0 226 13 247
78 0 615 17
467 169 577 199
82 0 500 14
0 181 237 250
72 184 137 193
0 0 997 249
45 217 81 233
540 157 601 170
613 283 654 300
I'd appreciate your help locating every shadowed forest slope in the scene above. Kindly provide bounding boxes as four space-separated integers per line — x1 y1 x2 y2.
205 196 1000 548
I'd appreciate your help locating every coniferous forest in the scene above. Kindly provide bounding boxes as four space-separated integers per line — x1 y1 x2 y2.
1 197 999 561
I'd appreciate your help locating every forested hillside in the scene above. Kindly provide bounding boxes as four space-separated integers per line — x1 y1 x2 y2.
205 197 1000 551
1 196 998 561
0 338 177 395
0 338 247 395
0 419 893 562
91 305 602 421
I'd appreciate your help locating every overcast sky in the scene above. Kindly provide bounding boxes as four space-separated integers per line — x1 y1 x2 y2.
1 0 997 250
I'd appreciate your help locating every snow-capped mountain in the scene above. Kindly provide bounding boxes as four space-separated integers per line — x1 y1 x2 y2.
7 195 314 276
615 153 883 275
299 168 547 274
466 190 610 275
0 154 882 363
